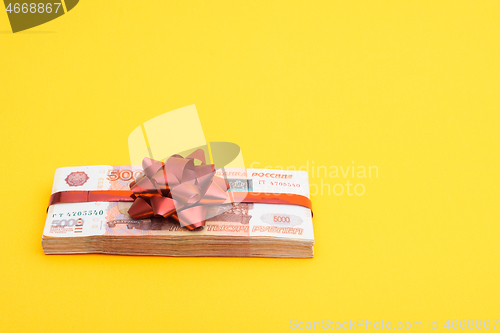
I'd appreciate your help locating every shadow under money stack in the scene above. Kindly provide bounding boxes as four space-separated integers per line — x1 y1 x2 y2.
42 155 314 258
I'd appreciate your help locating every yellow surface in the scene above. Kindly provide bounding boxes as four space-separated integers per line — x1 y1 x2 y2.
1 1 499 332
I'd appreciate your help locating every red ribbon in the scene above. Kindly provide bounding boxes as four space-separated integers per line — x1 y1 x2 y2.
127 149 230 230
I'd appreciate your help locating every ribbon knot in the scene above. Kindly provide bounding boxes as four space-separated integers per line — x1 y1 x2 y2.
128 149 229 230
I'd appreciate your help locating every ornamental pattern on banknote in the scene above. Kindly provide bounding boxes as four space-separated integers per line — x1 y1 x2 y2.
206 203 254 224
104 202 150 235
106 218 171 232
104 201 193 234
227 179 253 192
65 171 89 187
105 203 255 235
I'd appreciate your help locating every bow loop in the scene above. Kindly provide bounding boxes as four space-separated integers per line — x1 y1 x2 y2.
150 196 177 217
128 197 154 220
142 157 163 179
131 175 161 197
170 183 202 206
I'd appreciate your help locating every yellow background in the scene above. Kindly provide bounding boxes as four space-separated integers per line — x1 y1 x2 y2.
1 1 499 332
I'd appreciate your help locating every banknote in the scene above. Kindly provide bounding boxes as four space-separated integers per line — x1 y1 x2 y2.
43 165 314 257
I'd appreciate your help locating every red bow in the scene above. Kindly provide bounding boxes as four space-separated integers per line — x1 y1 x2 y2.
127 149 229 230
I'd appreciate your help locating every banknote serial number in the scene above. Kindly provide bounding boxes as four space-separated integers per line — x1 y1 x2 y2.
6 3 62 13
52 210 104 218
261 181 301 187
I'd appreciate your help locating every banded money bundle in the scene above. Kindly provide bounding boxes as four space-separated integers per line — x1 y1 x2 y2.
42 164 314 258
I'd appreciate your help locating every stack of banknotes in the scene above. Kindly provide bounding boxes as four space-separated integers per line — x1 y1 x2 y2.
42 165 314 258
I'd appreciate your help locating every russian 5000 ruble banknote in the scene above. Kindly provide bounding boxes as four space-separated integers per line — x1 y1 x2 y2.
43 166 314 241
